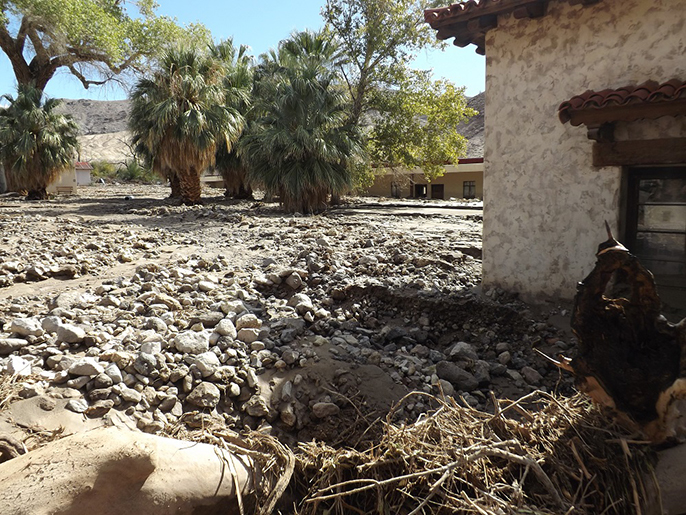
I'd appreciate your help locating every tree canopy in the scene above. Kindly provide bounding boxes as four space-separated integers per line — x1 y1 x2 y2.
322 0 475 187
0 84 79 199
0 0 208 92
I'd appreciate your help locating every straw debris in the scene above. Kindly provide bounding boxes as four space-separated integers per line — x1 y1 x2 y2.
290 391 657 515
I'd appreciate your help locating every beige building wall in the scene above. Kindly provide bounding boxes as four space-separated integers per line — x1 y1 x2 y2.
366 163 484 199
484 0 686 300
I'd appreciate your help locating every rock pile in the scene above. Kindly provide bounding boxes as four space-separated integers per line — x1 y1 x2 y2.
0 186 574 441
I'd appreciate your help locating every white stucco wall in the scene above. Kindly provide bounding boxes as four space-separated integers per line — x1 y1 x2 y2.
483 0 686 300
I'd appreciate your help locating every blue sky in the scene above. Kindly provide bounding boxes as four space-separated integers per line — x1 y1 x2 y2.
0 0 485 100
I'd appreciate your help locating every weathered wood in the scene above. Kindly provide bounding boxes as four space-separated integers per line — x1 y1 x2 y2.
592 138 686 166
513 1 547 19
570 227 686 442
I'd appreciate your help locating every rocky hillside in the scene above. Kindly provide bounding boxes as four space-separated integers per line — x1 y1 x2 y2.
57 94 486 163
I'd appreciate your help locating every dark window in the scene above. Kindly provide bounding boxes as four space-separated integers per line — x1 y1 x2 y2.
414 184 427 198
431 184 444 200
626 167 686 316
463 180 476 199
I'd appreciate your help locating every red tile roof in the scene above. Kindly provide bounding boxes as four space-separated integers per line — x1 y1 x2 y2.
558 79 686 125
424 0 602 54
75 162 94 170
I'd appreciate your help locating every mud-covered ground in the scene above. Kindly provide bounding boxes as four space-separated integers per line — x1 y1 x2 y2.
0 184 576 447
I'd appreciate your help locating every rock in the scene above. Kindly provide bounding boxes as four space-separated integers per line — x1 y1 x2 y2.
68 357 104 377
114 385 142 404
280 403 297 427
214 319 237 339
498 351 512 365
134 353 157 376
174 331 210 354
287 293 314 315
93 373 114 389
436 379 455 397
186 382 221 408
87 399 114 417
236 328 260 344
197 280 216 293
244 396 270 417
235 314 261 331
65 398 88 413
521 366 543 385
448 341 479 361
11 317 44 337
7 355 32 376
285 272 302 290
56 324 86 344
41 316 63 333
312 402 340 418
0 338 29 355
104 363 124 384
435 361 478 392
189 352 220 378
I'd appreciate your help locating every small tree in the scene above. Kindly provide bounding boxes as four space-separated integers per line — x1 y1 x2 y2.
128 47 244 204
243 31 364 214
0 85 79 199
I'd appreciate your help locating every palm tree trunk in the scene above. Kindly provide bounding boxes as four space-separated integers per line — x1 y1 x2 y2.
169 172 181 199
178 169 202 205
27 188 48 200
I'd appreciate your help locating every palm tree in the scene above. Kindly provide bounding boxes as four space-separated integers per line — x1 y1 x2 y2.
210 39 254 199
0 85 79 200
128 47 244 204
242 31 364 213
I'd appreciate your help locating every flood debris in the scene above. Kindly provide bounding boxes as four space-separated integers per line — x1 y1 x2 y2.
290 391 656 515
569 224 686 443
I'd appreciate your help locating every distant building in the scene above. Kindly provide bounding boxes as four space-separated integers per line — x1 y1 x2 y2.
75 162 93 186
47 161 93 195
365 92 484 200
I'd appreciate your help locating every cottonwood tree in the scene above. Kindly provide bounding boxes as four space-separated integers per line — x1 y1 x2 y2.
0 0 207 93
322 0 475 188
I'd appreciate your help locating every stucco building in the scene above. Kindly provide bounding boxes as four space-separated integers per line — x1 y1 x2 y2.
426 0 686 313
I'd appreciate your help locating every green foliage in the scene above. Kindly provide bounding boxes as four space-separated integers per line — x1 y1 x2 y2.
0 84 79 198
90 160 117 179
128 46 245 203
322 0 475 186
322 0 446 124
369 72 476 180
242 30 365 214
116 160 157 183
210 38 254 197
0 0 210 91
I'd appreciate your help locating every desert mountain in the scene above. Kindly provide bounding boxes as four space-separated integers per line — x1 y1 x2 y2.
56 93 485 164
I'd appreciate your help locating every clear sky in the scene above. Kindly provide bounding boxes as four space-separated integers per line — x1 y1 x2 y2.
0 0 485 101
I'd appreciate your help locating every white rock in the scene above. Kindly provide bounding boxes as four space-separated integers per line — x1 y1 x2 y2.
11 318 43 337
197 281 216 293
65 399 88 413
220 300 247 316
235 314 261 331
68 357 104 377
56 324 86 344
173 331 210 354
7 355 32 376
189 352 220 378
236 328 260 345
214 319 237 339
